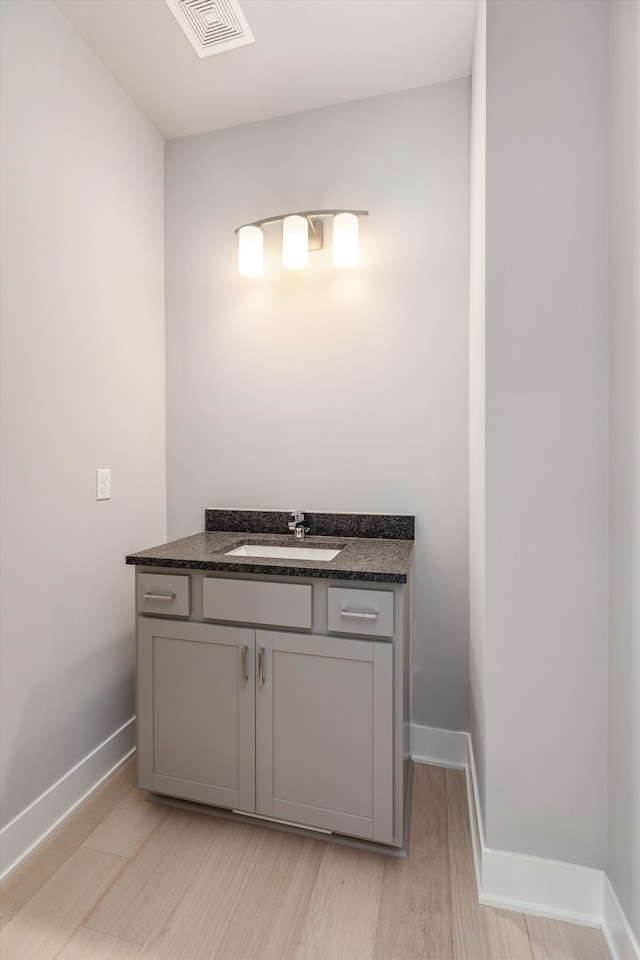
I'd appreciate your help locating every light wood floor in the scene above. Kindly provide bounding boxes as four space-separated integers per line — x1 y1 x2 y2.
0 759 611 960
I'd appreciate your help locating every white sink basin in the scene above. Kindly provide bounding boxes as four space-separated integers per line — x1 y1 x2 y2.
225 544 342 561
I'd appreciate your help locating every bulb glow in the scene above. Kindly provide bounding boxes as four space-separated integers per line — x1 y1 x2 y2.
238 225 263 278
282 215 308 270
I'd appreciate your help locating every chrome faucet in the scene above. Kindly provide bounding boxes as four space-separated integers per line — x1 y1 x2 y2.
288 511 310 540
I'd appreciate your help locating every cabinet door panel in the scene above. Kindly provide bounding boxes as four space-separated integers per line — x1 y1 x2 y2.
272 652 374 816
137 618 255 812
153 636 237 784
256 631 393 843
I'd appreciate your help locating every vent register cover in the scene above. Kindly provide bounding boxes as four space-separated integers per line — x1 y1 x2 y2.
165 0 254 58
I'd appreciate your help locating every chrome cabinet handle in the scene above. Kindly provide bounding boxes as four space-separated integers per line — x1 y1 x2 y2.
143 592 177 601
240 645 249 684
340 609 378 620
258 647 265 686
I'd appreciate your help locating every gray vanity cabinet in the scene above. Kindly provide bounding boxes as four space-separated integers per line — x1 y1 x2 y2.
135 569 409 849
136 618 256 812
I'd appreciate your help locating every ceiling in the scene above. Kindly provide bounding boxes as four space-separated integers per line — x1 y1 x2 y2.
53 0 477 140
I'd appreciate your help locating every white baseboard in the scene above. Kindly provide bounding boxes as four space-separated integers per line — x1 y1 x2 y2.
603 874 640 960
410 722 469 768
0 717 135 881
410 722 640 959
479 847 604 927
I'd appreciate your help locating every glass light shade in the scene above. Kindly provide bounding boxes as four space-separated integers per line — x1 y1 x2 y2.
282 215 308 270
238 225 263 278
332 212 359 267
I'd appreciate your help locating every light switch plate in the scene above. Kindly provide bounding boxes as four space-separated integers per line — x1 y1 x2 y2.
96 468 111 500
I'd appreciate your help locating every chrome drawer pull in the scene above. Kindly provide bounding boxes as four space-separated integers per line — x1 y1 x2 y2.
143 592 177 601
340 609 378 620
258 647 265 686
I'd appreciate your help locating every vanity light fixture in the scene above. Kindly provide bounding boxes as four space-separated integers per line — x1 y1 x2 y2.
236 210 368 277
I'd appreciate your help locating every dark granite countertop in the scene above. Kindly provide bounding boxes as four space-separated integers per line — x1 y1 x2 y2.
126 512 414 584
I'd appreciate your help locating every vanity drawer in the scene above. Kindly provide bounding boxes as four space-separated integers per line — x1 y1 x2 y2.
203 578 312 629
136 574 190 617
328 587 394 638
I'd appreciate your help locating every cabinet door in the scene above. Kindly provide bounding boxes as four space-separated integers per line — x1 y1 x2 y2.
255 631 393 843
137 618 255 812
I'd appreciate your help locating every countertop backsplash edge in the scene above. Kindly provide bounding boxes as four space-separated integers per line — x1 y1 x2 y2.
204 509 415 541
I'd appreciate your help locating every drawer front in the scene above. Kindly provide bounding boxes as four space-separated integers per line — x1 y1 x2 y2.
203 578 312 629
328 587 394 638
136 573 190 617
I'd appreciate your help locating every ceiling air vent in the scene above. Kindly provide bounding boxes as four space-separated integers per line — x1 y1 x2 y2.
165 0 254 58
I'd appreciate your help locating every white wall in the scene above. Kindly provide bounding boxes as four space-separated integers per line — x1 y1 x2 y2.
0 0 166 829
469 0 487 824
608 0 640 938
165 82 471 731
481 0 609 867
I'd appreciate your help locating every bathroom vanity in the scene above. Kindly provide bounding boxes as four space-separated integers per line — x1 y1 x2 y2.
126 510 413 854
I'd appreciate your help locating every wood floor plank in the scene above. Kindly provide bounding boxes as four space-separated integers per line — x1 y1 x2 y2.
374 763 453 960
55 927 142 960
83 788 168 859
84 808 224 945
136 819 267 960
0 758 136 930
0 846 126 960
526 914 611 960
293 841 385 960
213 828 325 960
446 768 534 960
